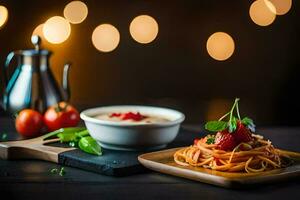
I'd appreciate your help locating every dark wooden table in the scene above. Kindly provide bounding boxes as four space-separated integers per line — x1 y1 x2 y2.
0 117 300 200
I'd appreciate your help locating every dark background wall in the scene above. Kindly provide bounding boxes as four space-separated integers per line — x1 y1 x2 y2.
0 0 299 125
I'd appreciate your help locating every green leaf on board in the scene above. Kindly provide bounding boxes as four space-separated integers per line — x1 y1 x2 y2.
78 136 102 156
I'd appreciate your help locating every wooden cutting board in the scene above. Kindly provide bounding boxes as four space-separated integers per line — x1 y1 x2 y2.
0 134 146 176
0 126 197 177
138 147 300 188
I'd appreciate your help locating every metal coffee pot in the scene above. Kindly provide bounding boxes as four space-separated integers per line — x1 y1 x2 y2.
1 36 71 114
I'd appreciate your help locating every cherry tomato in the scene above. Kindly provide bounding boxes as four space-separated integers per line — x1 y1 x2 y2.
15 109 44 137
44 102 80 131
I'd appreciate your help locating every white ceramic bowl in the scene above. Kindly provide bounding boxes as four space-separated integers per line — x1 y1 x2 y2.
80 105 185 151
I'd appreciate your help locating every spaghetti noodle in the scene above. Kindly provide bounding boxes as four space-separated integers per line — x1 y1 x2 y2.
174 134 300 173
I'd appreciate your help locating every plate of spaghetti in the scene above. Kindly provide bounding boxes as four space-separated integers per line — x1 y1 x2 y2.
138 98 300 187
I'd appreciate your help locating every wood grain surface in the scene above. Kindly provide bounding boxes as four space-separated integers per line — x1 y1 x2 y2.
0 134 75 163
138 147 300 188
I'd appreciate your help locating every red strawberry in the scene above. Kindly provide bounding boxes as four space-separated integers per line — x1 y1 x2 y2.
215 131 237 151
233 121 252 143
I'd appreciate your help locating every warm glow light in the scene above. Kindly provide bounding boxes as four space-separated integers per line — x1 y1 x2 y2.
43 16 71 44
129 15 159 44
249 0 276 26
206 32 235 61
267 0 292 15
64 1 88 24
92 24 120 52
32 24 46 40
206 99 231 121
0 5 8 28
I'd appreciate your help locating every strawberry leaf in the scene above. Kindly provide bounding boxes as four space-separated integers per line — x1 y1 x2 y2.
205 121 228 132
241 117 253 125
242 117 256 132
228 117 237 133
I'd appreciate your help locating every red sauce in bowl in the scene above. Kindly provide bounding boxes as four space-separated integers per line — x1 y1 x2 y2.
109 112 147 121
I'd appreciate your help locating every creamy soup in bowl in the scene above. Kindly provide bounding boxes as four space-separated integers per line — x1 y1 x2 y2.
80 105 185 151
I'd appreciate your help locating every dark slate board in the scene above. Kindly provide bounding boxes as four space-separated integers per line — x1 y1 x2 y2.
58 148 146 176
56 128 200 177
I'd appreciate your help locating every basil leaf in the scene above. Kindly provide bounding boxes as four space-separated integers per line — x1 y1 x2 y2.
242 117 256 132
205 121 228 132
43 127 86 140
57 132 79 142
228 117 237 133
57 129 89 142
79 136 102 156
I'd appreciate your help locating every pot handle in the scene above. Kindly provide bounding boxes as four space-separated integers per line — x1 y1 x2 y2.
62 62 71 101
3 51 16 88
1 51 17 110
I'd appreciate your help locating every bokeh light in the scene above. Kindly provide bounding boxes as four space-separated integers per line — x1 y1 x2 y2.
0 5 8 28
64 1 88 24
92 24 120 52
267 0 292 15
129 15 159 44
206 32 235 61
43 16 71 44
249 0 276 26
32 24 46 40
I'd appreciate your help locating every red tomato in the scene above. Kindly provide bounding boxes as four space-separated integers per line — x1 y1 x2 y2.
44 102 80 131
15 109 44 137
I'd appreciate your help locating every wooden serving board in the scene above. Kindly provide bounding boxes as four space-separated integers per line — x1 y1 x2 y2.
138 147 300 188
0 134 145 176
0 127 197 177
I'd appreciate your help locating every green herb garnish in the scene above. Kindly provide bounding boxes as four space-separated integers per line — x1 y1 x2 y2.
204 98 255 133
43 127 86 140
206 135 216 144
57 129 89 142
50 168 58 174
50 167 66 176
43 128 102 156
204 121 227 132
59 167 66 176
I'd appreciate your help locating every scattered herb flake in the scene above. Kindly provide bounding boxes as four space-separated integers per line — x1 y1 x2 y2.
69 141 76 147
59 167 65 176
50 167 65 176
1 133 8 141
50 168 58 174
